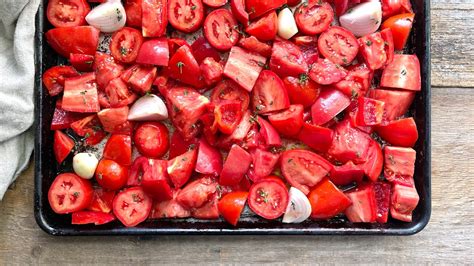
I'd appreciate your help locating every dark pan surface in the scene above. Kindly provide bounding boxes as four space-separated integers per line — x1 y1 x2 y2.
34 0 431 235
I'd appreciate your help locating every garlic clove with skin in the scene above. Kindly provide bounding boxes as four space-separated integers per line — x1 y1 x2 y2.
339 1 382 37
277 8 299 40
85 0 126 33
128 94 169 121
73 153 99 180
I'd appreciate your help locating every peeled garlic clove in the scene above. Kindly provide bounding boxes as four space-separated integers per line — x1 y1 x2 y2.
277 8 299 40
85 0 126 33
128 94 168 121
282 187 312 223
339 1 382 37
73 153 99 179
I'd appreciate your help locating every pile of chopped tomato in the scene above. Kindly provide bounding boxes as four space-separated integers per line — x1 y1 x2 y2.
45 0 421 227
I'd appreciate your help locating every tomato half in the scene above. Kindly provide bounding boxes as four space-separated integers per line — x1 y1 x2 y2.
344 185 377 223
53 130 75 164
297 123 334 152
72 211 116 225
70 114 107 145
69 53 94 72
318 26 358 65
211 80 250 112
270 40 308 78
268 104 304 137
309 58 348 85
177 176 218 209
168 45 204 88
142 0 168 37
245 11 278 42
47 0 90 28
167 148 198 188
381 13 414 50
134 122 169 158
311 87 350 126
168 0 204 33
45 26 100 58
281 149 333 195
62 73 100 113
48 173 93 214
218 191 248 226
223 46 266 92
103 134 132 166
110 27 144 63
252 70 290 114
295 1 333 35
308 178 351 219
42 66 79 96
220 144 252 186
125 0 142 28
283 75 320 108
204 9 239 51
95 159 129 191
245 0 286 20
381 54 421 91
238 36 272 58
376 117 418 147
248 179 289 220
113 186 153 227
327 120 372 164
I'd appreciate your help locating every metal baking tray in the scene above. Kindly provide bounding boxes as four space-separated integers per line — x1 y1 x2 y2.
34 0 431 235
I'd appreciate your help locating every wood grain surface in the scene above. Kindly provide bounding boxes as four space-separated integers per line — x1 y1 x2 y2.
1 0 474 264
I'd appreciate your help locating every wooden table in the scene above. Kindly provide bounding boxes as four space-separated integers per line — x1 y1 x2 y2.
1 1 473 264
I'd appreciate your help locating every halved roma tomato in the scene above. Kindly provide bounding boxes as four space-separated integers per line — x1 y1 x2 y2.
45 26 100 58
381 54 421 91
245 0 286 20
358 32 388 70
283 75 320 108
376 117 418 147
69 53 94 72
329 161 364 186
245 11 277 42
220 144 252 186
47 0 90 28
223 46 266 92
308 178 351 219
53 130 75 164
214 101 243 134
191 37 221 64
72 211 116 225
238 36 272 58
167 148 198 188
373 182 391 223
103 134 132 166
381 13 414 50
297 123 333 152
141 159 173 201
87 188 115 213
252 70 290 114
94 52 124 90
204 9 239 51
48 173 93 214
327 119 372 164
295 1 333 35
358 139 383 182
311 88 350 126
196 139 223 175
168 0 204 33
231 0 249 25
270 40 308 78
268 104 304 138
218 191 248 226
200 57 224 86
125 0 142 28
383 146 416 186
150 190 191 219
62 73 100 113
248 178 289 220
318 26 358 65
110 27 144 64
356 97 385 126
309 58 348 85
281 149 333 195
344 184 377 223
42 66 79 97
368 88 415 121
113 186 152 227
390 183 419 222
70 114 106 145
95 159 129 191
142 0 168 37
211 80 250 112
134 122 169 158
168 45 204 88
177 176 218 209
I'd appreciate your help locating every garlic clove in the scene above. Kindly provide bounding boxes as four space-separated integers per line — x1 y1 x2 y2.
73 153 99 179
277 8 299 40
85 0 126 33
339 1 382 37
128 94 169 121
282 187 312 223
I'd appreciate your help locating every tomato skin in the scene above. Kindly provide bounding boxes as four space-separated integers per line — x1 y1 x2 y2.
358 32 388 70
231 0 249 25
220 144 252 186
252 70 290 114
151 190 191 219
69 53 94 72
87 188 115 213
113 186 153 227
45 26 100 58
142 0 168 37
356 97 385 126
329 161 364 186
196 139 223 175
245 0 286 20
381 13 414 50
295 1 333 35
191 37 221 64
238 36 272 58
359 139 383 182
247 148 280 183
70 114 107 145
308 178 352 219
62 73 100 113
344 184 377 223
134 122 169 158
381 54 421 91
103 134 132 166
53 130 74 164
376 117 418 147
309 58 348 85
245 11 278 42
200 57 224 86
42 66 80 96
311 88 351 126
297 123 334 152
48 173 93 214
327 120 372 164
72 211 116 225
125 0 142 28
248 179 289 220
141 159 173 201
390 183 419 222
383 146 416 186
318 26 358 66
223 46 266 92
47 0 90 28
167 148 198 188
95 159 129 191
168 0 204 33
94 52 125 91
283 76 320 108
177 176 218 209
204 9 240 51
270 40 308 78
135 38 169 66
110 27 144 64
281 149 333 195
218 191 248 226
373 182 391 223
268 104 304 138
168 45 204 88
368 88 415 121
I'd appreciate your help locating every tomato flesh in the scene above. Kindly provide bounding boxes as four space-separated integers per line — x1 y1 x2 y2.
167 148 198 188
344 185 377 223
42 66 80 97
308 178 352 219
248 179 289 220
218 191 248 226
383 146 416 186
134 122 169 158
268 104 304 138
62 73 100 113
295 1 333 35
168 0 204 33
142 0 168 37
48 173 93 214
220 144 252 186
204 9 239 51
111 27 144 64
47 0 90 28
223 46 266 92
270 40 308 78
381 54 421 91
318 26 358 66
297 123 334 153
113 186 152 227
252 70 290 114
46 26 100 58
245 11 278 42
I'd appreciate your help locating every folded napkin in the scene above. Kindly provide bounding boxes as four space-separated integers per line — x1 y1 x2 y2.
0 0 40 199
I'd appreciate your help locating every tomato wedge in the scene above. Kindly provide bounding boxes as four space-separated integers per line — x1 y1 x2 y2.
103 134 132 166
50 100 87 130
283 75 320 108
309 58 348 85
48 173 93 214
214 101 243 134
329 161 364 186
168 0 204 33
168 45 204 88
142 0 168 37
381 13 414 50
295 1 333 35
204 9 239 51
383 146 416 186
248 178 289 220
245 0 286 20
125 0 142 28
268 104 304 138
47 0 90 28
218 191 248 226
308 178 351 219
141 159 173 201
113 186 152 227
376 117 418 147
72 211 116 225
373 182 391 223
200 57 224 86
311 87 350 126
211 80 250 112
42 66 79 96
87 188 115 213
318 26 358 66
177 176 218 209
359 139 383 182
238 36 272 58
167 148 198 188
53 130 75 164
368 88 415 121
247 148 280 182
94 52 125 90
328 119 372 164
223 46 266 92
69 53 94 72
356 97 385 126
62 73 100 113
297 123 334 152
45 26 100 58
220 144 252 186
110 27 144 64
358 32 388 70
245 11 278 42
231 0 249 25
195 139 223 175
252 70 290 114
151 190 191 219
381 54 421 91
344 185 377 223
191 37 221 64
70 114 107 145
270 40 308 78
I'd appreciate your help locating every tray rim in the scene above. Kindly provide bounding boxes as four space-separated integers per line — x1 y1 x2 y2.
33 0 431 236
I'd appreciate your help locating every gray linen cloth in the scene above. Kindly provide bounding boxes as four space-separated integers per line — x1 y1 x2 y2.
0 0 40 199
